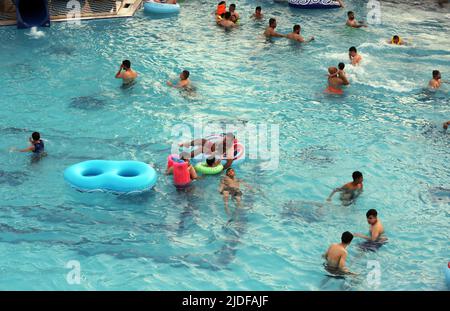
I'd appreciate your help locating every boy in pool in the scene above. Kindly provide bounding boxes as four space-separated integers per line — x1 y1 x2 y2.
327 171 363 203
349 46 362 65
388 35 405 45
219 168 243 215
428 70 441 89
353 209 387 242
325 66 349 95
115 60 138 86
206 156 221 167
229 3 239 23
286 25 314 43
346 11 367 28
167 70 191 88
252 6 263 20
19 132 45 155
323 231 356 275
264 18 286 38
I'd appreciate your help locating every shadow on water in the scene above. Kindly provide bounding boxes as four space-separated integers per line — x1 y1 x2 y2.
69 95 108 110
281 200 325 224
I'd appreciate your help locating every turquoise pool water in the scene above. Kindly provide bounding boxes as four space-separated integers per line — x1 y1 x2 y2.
0 0 449 290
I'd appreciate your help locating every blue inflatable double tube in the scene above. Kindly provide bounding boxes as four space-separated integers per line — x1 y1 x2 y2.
16 0 51 29
64 160 158 193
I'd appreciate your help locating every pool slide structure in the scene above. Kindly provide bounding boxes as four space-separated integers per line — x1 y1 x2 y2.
15 0 50 29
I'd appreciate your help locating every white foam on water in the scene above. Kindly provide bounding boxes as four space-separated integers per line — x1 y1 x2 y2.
27 27 45 39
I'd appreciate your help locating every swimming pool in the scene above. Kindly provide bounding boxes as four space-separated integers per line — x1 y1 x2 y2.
0 0 449 290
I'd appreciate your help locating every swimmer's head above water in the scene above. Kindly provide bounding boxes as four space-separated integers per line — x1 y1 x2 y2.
352 171 363 184
366 209 378 225
349 46 357 57
338 62 345 71
328 66 339 77
269 18 277 28
226 168 235 178
432 70 441 80
341 231 354 245
180 70 190 80
293 24 301 34
122 60 131 70
347 11 355 20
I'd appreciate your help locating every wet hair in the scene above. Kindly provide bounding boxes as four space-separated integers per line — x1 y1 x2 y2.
224 12 231 19
218 1 225 5
229 3 236 10
349 46 357 53
338 62 345 70
226 168 234 174
341 231 354 244
366 209 378 218
122 60 131 69
32 132 40 141
269 18 276 26
352 171 363 181
432 70 440 78
182 70 190 79
206 156 216 166
347 11 354 17
255 6 261 12
393 35 399 40
293 24 300 32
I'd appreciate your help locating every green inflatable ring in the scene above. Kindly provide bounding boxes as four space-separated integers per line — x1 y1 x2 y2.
194 163 224 175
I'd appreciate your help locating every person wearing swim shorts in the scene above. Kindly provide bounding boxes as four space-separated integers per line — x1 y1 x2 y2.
286 24 314 43
19 131 45 154
443 121 450 130
229 3 239 23
323 231 356 275
166 152 198 180
217 12 236 28
219 168 243 215
264 18 286 38
252 6 263 20
346 11 367 28
353 209 387 242
349 46 362 65
325 66 349 95
115 60 137 86
429 70 441 89
167 70 191 88
327 171 363 203
179 132 236 169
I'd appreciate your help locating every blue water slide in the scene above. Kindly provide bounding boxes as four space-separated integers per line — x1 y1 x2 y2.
15 0 51 29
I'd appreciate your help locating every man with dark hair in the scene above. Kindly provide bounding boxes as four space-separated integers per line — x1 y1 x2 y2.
327 171 363 203
354 209 386 242
167 70 191 88
264 18 286 38
429 70 441 89
286 24 314 43
443 121 450 130
206 156 221 168
346 11 367 28
19 132 45 154
252 6 263 20
115 59 138 85
323 231 356 274
219 168 243 215
349 46 362 65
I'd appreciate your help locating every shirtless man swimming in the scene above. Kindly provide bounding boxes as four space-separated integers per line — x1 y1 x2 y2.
217 12 236 28
115 60 138 86
229 3 239 23
346 11 367 28
354 209 386 242
167 70 191 88
325 66 349 95
327 171 363 203
349 46 362 65
286 24 314 43
252 6 263 20
323 231 355 275
219 168 243 215
264 18 286 38
428 70 441 89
